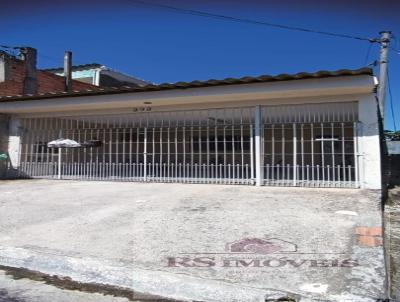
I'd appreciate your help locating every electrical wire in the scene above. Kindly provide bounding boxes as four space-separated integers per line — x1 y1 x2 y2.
364 43 373 66
387 67 397 132
389 46 400 54
125 0 378 42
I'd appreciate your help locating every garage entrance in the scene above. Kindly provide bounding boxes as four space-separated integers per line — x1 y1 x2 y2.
19 107 255 185
262 103 358 187
18 102 359 187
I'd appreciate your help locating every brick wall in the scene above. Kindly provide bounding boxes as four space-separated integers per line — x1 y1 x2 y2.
0 57 98 97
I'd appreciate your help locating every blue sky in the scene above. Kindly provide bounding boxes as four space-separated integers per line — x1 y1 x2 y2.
1 0 399 130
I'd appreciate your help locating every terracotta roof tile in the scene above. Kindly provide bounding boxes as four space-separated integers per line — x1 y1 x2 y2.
0 67 373 102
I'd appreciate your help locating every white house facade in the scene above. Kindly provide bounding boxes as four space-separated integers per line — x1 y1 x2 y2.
0 68 382 189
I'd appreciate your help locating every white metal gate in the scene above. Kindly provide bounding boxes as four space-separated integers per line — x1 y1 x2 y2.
18 102 359 187
19 107 255 185
261 102 359 188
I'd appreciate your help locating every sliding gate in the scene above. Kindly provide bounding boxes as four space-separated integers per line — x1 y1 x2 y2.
262 102 359 188
19 107 255 184
18 102 359 187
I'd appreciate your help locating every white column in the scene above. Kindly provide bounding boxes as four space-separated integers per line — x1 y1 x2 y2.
255 105 263 186
0 114 9 178
8 117 22 169
358 94 382 189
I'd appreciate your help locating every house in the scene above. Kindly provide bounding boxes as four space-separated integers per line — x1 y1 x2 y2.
0 53 382 189
44 63 150 88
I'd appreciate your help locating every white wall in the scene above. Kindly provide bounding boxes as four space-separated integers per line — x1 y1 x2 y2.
358 94 382 189
8 117 22 169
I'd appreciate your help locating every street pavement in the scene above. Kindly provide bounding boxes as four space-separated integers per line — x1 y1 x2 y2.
0 179 386 301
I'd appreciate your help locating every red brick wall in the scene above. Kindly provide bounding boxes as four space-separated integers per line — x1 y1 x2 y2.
0 57 98 97
0 59 24 96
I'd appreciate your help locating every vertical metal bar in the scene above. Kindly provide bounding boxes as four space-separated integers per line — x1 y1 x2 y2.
129 127 133 178
152 127 155 178
353 122 359 187
301 124 304 186
223 110 227 183
331 122 335 184
144 127 147 181
122 124 126 177
214 117 218 181
58 129 62 180
183 123 186 180
207 115 210 181
84 124 88 178
281 124 285 184
255 105 262 186
250 124 254 183
136 125 140 178
40 121 45 174
231 110 235 182
167 114 171 180
191 119 194 181
159 122 163 180
271 124 275 183
341 122 346 182
34 119 39 169
198 116 202 182
293 123 297 186
311 123 314 184
175 126 178 180
240 109 244 182
109 127 112 176
321 123 325 184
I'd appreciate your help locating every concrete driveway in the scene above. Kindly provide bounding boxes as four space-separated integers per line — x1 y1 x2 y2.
0 180 386 301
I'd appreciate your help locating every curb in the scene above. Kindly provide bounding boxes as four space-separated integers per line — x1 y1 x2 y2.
0 246 292 302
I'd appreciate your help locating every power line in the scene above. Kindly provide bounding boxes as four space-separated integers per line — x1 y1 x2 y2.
364 43 373 65
125 0 378 42
387 67 397 132
390 46 400 54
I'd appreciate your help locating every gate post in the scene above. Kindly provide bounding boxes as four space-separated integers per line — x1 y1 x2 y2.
8 117 22 173
255 105 263 186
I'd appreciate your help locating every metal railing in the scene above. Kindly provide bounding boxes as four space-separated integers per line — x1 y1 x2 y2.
16 103 359 188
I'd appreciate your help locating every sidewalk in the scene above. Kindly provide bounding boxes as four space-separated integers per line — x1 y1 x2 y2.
0 180 387 301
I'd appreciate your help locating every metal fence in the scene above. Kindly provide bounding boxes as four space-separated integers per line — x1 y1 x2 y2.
261 102 359 188
17 102 359 187
19 107 255 185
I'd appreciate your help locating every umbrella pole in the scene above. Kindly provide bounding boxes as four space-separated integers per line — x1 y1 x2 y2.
58 148 62 180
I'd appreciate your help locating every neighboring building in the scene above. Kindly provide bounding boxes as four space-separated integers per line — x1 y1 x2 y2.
384 137 400 186
0 48 98 97
44 63 150 88
387 141 400 155
0 66 382 189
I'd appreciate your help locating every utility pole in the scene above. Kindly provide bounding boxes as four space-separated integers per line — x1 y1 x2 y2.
377 31 392 121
